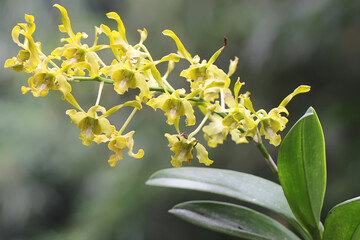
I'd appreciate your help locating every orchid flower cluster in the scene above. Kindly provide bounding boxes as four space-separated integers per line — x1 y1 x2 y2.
5 4 310 170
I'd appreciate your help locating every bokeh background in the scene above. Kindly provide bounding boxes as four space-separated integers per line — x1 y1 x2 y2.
0 0 359 239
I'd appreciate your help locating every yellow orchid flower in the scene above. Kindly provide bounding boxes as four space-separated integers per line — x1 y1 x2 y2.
163 30 230 91
147 89 197 133
100 12 151 62
52 4 108 77
106 131 144 167
66 105 116 146
243 85 311 146
4 14 41 72
110 60 150 99
203 114 248 148
165 133 213 167
66 100 142 146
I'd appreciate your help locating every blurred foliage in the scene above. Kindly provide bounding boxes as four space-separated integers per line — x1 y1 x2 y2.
0 0 359 239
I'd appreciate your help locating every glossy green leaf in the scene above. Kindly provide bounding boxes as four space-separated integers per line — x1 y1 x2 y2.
278 107 326 239
146 167 310 239
170 200 301 240
323 197 360 240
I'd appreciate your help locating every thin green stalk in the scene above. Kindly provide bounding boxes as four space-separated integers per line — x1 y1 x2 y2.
95 81 104 106
119 108 138 135
134 43 154 62
72 76 115 84
249 136 278 177
188 111 211 139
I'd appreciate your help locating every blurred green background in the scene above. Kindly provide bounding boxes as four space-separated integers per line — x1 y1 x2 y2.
1 0 359 239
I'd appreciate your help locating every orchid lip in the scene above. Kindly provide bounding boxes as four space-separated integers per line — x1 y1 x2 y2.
266 128 274 138
86 128 92 138
119 80 126 88
68 58 77 64
39 83 47 91
170 109 176 118
178 150 186 159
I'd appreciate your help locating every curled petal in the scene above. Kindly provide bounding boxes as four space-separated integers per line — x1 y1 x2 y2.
11 25 23 47
182 100 196 126
57 75 83 111
230 129 248 144
228 56 239 77
280 85 311 107
205 45 224 68
162 30 192 62
147 94 169 110
156 53 181 64
66 109 86 124
137 28 148 44
99 118 115 136
195 143 213 166
24 14 36 35
101 100 142 119
203 115 229 147
53 4 75 39
106 12 127 43
107 131 144 167
124 131 144 159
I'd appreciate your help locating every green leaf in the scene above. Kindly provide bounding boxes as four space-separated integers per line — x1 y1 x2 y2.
278 107 326 239
323 197 360 240
170 200 301 240
146 167 310 239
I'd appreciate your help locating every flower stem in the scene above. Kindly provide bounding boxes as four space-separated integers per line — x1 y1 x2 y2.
95 81 104 106
119 108 138 135
72 76 115 84
251 137 278 177
188 111 211 139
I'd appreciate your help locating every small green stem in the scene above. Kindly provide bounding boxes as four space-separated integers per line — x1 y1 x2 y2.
93 52 107 67
119 108 138 135
188 111 211 139
72 76 115 84
95 81 104 106
39 51 60 70
249 136 278 177
134 43 154 62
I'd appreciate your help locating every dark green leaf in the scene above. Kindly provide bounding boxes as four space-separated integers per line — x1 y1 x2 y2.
323 197 360 240
278 107 326 239
146 167 309 239
170 200 301 240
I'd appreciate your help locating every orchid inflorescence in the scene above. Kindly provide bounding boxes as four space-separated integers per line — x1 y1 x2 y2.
5 4 310 170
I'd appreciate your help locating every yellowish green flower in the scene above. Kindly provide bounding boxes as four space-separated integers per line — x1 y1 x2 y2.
164 30 230 91
106 131 144 167
5 50 31 72
147 89 197 133
243 85 311 146
181 60 230 91
52 4 108 77
203 114 248 148
110 61 150 99
4 14 41 72
66 105 116 146
222 79 257 136
21 72 56 97
100 12 151 63
165 133 213 167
